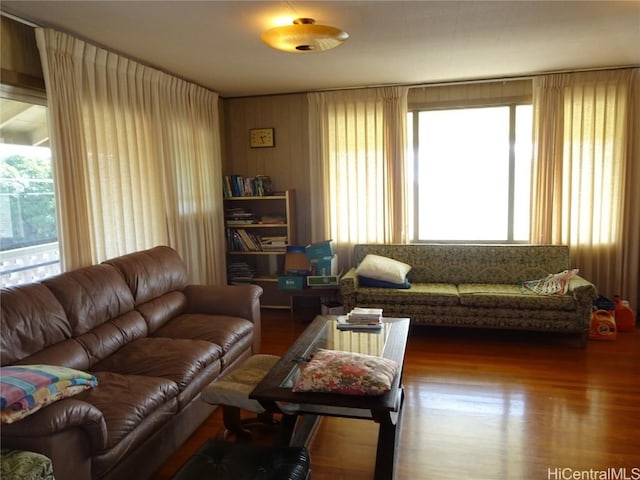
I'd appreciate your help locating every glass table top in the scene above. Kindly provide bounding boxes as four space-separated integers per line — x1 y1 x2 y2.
281 318 394 388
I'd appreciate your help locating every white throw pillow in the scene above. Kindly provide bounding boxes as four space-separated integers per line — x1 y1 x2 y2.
356 254 411 285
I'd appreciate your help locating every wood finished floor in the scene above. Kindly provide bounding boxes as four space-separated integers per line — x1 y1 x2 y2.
152 310 640 480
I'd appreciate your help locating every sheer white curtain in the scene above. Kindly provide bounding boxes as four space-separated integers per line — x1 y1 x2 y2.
531 68 639 311
308 87 408 268
36 28 225 284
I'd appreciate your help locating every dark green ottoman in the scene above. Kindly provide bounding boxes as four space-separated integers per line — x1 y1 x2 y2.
0 450 54 480
170 439 311 480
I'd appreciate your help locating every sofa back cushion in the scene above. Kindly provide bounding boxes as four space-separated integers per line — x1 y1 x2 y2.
103 246 190 333
103 246 190 305
0 283 85 367
352 244 571 285
43 264 137 335
43 264 149 366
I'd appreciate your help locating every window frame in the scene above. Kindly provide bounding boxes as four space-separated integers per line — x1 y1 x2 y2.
407 102 532 244
0 83 61 287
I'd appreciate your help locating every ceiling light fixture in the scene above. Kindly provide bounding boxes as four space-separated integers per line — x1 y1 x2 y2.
261 17 349 53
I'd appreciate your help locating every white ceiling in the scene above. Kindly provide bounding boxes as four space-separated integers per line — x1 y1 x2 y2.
2 0 639 98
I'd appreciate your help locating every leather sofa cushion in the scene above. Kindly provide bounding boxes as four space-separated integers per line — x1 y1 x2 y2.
0 283 72 365
458 284 577 311
153 314 254 370
92 337 222 391
137 291 188 333
103 246 190 306
153 314 253 355
73 311 148 367
13 338 92 372
76 371 179 450
43 264 136 336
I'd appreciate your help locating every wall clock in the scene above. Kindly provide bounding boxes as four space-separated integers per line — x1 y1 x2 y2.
249 128 275 148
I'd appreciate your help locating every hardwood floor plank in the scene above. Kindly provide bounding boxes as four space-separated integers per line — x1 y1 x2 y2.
152 311 640 480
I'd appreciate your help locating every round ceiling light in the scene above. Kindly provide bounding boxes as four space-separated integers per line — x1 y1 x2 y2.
261 18 349 53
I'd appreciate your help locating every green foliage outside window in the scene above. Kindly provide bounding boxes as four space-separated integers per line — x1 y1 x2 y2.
0 154 58 250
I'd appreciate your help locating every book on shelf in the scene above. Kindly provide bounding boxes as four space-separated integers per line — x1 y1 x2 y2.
225 207 256 224
259 214 286 224
227 229 288 253
227 261 255 282
227 220 256 225
236 229 259 251
336 315 382 331
227 229 259 252
260 235 288 252
222 175 273 198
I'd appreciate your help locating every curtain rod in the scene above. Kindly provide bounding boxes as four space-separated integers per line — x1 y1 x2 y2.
228 64 639 100
1 11 39 27
312 64 639 93
401 65 639 90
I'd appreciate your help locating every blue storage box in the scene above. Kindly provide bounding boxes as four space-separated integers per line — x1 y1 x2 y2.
305 240 334 260
278 275 305 290
311 254 338 276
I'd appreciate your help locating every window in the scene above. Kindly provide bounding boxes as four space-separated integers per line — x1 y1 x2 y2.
408 104 532 242
0 89 60 287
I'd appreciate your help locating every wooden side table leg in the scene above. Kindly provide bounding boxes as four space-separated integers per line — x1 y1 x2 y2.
222 405 251 441
374 387 405 480
278 413 299 445
257 411 277 425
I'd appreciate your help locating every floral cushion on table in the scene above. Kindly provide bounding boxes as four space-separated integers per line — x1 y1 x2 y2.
0 365 98 424
292 348 398 396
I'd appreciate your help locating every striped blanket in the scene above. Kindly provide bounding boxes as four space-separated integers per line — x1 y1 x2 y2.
1 365 98 411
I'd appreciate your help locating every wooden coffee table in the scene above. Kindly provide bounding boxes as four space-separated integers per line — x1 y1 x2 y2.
250 314 410 480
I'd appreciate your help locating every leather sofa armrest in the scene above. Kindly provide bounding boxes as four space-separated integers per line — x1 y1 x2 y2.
1 398 108 454
183 284 263 353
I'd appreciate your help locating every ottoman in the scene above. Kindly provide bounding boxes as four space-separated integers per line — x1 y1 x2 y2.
0 450 54 480
202 354 281 439
170 439 311 480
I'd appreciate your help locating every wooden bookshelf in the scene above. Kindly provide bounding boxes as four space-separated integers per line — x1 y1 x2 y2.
224 189 295 308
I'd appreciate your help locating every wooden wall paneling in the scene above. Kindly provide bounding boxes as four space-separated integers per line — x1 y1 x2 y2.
222 93 311 245
0 16 45 90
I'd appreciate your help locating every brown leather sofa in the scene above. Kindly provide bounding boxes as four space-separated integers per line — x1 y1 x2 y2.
0 246 263 480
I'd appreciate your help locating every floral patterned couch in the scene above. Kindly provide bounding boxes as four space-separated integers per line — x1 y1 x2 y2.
339 244 597 345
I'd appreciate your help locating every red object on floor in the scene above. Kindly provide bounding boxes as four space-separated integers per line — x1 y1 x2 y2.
614 296 636 332
589 309 617 341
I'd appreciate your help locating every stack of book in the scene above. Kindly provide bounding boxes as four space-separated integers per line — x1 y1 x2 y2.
337 307 383 331
260 236 288 252
225 208 256 225
227 261 255 282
